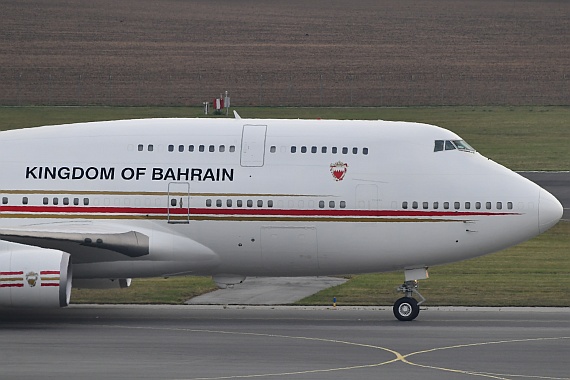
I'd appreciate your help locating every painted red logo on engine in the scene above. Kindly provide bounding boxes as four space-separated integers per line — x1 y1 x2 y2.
330 161 348 181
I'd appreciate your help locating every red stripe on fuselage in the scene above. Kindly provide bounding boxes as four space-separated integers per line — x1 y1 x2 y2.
0 205 519 218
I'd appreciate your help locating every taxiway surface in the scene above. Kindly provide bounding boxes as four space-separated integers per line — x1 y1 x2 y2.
1 305 569 380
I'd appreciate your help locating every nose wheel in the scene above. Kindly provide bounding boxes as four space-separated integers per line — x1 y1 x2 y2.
393 297 420 321
393 279 426 321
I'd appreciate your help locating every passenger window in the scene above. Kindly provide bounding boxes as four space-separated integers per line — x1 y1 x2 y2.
402 201 408 209
465 202 471 209
434 140 444 152
220 145 226 153
352 147 358 154
507 202 513 210
311 146 317 153
247 200 253 207
319 201 325 208
342 147 348 154
237 200 243 207
189 145 195 152
22 197 28 205
168 145 174 152
321 146 327 153
301 146 307 153
138 144 144 151
433 201 439 209
340 201 346 208
83 198 89 206
206 199 212 207
412 201 418 209
332 147 338 154
291 146 297 153
329 201 335 208
74 198 79 206
178 145 184 152
229 145 236 152
209 145 215 152
227 199 232 207
1 197 7 205
171 199 177 207
199 145 205 152
268 200 274 208
476 202 481 210
363 147 369 155
486 202 492 210
454 202 460 210
497 202 502 210
270 146 276 153
148 144 154 152
443 202 449 209
423 202 428 209
216 200 222 207
257 200 263 207
43 197 48 205
63 197 69 205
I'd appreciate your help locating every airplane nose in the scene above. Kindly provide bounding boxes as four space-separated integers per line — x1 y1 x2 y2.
538 188 563 233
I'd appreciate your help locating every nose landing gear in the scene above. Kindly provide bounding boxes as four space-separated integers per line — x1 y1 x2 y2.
393 268 428 321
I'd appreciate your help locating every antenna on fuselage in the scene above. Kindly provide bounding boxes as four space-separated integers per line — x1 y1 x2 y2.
233 110 241 120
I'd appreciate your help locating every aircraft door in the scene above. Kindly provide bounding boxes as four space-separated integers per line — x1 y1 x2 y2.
241 125 267 167
167 182 190 224
355 184 379 210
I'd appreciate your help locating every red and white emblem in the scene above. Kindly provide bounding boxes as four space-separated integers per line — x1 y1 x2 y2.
330 161 348 181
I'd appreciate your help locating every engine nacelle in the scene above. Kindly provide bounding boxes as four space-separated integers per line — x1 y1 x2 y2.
73 278 131 289
0 248 72 307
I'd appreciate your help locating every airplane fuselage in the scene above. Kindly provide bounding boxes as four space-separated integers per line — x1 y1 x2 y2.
0 117 563 312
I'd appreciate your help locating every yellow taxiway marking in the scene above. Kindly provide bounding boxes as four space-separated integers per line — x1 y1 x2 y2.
94 324 570 380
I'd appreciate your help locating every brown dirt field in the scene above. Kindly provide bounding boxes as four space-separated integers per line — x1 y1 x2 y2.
1 0 568 106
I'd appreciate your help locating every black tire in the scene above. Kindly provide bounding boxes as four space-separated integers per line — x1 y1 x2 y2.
393 297 420 321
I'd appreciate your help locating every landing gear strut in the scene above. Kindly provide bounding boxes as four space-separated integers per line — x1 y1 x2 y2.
393 267 428 321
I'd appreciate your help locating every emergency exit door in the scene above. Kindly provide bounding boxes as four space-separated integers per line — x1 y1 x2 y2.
240 125 267 167
167 182 190 224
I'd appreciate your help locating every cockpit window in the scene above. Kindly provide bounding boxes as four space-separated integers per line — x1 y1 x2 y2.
434 139 475 153
445 140 456 150
434 140 444 152
453 140 475 152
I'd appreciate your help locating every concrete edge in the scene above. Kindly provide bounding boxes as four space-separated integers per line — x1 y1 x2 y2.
68 304 570 313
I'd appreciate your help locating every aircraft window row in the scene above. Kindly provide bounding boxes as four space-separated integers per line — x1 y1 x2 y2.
204 199 347 209
268 145 369 155
41 197 90 206
137 144 237 153
402 201 513 210
433 140 475 153
0 197 92 206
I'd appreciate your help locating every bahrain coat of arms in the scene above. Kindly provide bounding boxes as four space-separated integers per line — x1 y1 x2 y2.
330 161 348 181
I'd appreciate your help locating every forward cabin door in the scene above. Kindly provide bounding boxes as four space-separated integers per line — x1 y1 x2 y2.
240 125 267 167
167 182 190 224
355 184 379 210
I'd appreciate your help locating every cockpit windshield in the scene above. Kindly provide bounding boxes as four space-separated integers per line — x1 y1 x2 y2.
434 140 475 153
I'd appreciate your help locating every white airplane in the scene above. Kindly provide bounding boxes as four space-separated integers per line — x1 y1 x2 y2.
0 113 563 321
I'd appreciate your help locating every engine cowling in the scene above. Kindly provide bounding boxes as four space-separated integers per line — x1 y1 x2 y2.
0 248 72 307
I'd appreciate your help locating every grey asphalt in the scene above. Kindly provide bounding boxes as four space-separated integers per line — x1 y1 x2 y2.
519 171 570 220
1 305 569 380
